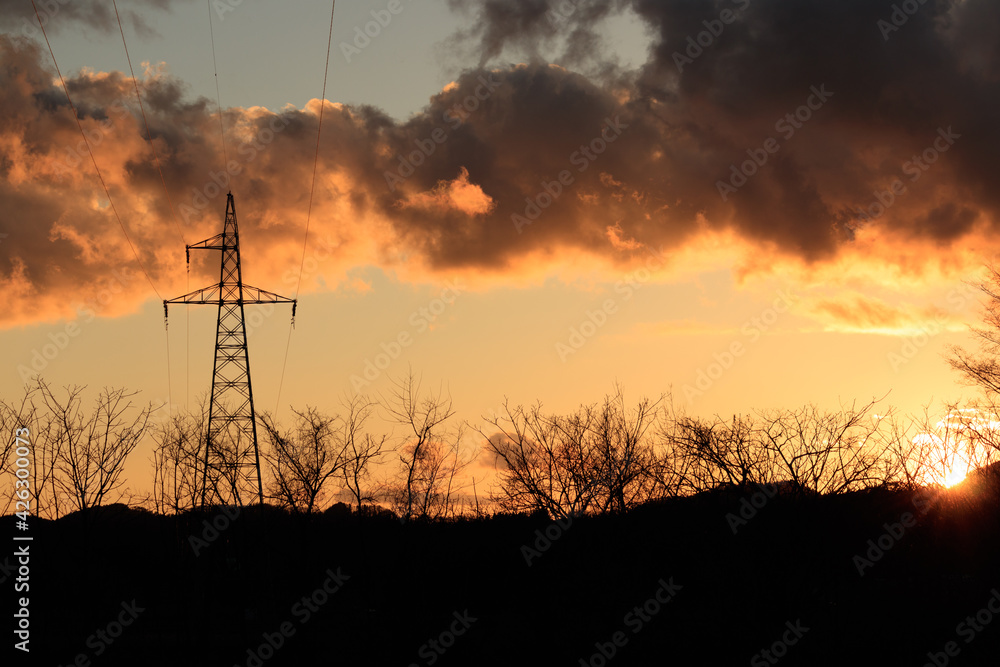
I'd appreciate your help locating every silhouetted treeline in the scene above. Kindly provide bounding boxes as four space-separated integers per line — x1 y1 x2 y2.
4 375 1000 522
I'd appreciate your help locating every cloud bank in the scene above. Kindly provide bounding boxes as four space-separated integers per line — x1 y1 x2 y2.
1 0 998 328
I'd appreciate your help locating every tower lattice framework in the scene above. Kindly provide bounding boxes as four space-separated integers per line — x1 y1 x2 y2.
165 192 296 506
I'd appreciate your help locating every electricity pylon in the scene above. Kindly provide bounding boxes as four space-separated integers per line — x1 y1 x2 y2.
164 192 296 506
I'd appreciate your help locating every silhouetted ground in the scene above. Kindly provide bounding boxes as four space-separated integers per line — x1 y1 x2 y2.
6 475 1000 666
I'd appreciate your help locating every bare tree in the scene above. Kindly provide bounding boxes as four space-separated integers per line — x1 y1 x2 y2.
939 263 1000 478
655 397 917 497
150 399 210 513
0 389 44 516
480 388 663 518
756 400 892 495
949 264 1000 397
951 399 1000 470
382 372 473 521
38 381 152 512
583 388 662 514
480 400 595 519
0 382 68 519
867 410 920 489
662 411 775 494
896 402 1000 487
259 406 346 514
337 395 386 512
0 400 21 481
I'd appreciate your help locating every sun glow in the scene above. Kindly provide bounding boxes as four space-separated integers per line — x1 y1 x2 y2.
912 408 1000 488
942 463 969 488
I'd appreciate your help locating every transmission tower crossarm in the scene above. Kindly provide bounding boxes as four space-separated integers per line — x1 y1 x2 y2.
186 233 227 252
240 283 297 305
163 283 296 311
164 283 223 306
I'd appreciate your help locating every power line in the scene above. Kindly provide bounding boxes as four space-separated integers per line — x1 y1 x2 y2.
113 0 188 422
274 0 338 414
295 0 338 302
113 0 187 249
30 0 162 301
207 0 230 169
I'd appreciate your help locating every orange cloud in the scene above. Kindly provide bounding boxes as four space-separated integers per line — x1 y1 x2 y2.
806 295 964 335
5 3 1000 331
396 167 495 217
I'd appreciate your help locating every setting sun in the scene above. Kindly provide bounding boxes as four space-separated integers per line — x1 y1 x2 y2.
910 407 1000 488
942 463 969 488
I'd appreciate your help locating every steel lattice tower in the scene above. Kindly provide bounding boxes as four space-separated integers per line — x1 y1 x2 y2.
165 192 296 506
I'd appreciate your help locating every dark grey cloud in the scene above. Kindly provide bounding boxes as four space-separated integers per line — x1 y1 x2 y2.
0 0 187 40
440 0 999 259
3 0 1000 326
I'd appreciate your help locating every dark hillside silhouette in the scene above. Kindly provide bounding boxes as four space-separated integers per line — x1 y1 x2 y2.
6 475 1000 666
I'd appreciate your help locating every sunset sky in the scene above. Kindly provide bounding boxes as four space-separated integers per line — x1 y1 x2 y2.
2 0 998 489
